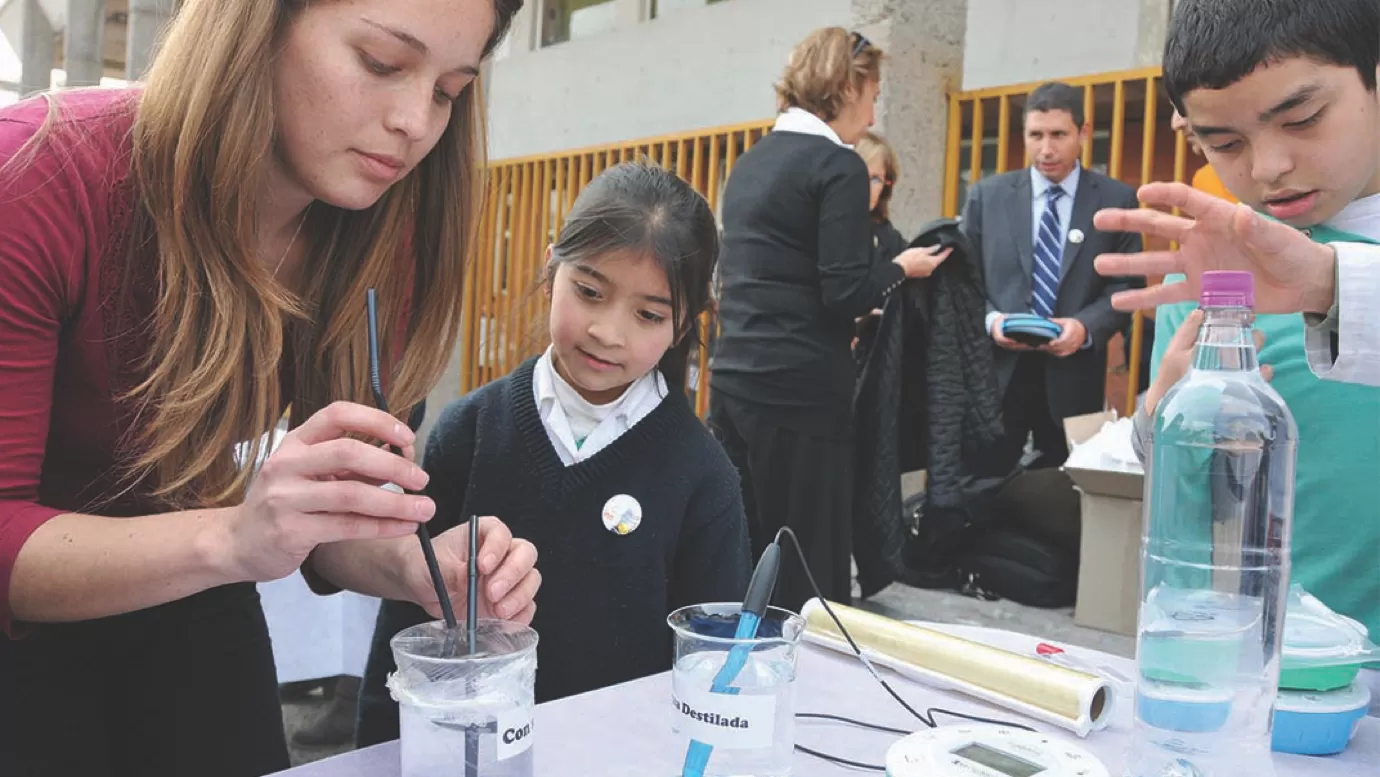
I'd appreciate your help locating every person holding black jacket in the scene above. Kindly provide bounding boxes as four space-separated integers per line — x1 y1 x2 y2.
851 131 905 350
709 27 946 611
857 131 906 265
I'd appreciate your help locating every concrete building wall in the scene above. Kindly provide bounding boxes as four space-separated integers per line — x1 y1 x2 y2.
486 0 851 161
960 0 1170 90
852 0 967 235
483 0 1173 161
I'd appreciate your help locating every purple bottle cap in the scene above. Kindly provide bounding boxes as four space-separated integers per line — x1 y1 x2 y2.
1200 270 1254 309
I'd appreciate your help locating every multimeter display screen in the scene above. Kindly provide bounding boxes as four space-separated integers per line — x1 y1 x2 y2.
951 742 1046 777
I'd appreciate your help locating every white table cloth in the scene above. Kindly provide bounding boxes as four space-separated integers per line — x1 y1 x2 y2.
273 621 1379 775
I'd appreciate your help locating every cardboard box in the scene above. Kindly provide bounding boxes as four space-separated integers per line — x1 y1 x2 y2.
1063 411 1145 636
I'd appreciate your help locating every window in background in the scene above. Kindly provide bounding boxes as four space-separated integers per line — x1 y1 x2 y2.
541 0 617 47
650 0 732 19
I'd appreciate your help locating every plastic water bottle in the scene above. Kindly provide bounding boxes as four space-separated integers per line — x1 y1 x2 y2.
1127 271 1296 777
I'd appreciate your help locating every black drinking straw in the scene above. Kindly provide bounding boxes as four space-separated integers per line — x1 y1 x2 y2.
465 515 480 777
365 289 456 631
467 515 479 654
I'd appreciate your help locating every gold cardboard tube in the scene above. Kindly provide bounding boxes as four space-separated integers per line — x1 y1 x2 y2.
802 599 1111 735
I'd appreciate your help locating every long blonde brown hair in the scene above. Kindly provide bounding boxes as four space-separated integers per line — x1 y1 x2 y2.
774 27 883 121
107 0 518 509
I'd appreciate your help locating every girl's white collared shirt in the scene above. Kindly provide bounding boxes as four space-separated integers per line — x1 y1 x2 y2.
532 347 667 466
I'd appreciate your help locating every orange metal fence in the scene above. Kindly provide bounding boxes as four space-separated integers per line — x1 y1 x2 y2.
459 119 774 417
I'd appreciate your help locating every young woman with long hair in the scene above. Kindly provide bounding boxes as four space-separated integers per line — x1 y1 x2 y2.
0 0 539 773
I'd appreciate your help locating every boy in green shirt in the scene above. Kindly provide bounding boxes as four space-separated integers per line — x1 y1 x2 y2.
1105 0 1380 641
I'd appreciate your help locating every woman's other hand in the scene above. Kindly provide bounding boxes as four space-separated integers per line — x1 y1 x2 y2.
893 245 952 279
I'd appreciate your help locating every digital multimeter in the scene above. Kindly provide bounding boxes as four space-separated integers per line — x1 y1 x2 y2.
885 724 1110 777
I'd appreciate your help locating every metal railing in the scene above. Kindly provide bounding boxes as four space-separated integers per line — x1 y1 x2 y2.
460 118 774 417
943 65 1191 417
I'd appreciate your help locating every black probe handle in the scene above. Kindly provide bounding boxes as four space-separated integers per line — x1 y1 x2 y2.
742 543 781 619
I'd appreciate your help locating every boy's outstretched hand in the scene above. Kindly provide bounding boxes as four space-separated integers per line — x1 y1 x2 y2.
1093 182 1337 316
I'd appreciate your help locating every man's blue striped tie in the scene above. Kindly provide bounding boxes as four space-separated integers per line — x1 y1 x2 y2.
1033 185 1065 318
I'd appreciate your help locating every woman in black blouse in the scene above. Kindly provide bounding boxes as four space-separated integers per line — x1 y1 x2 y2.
709 27 947 610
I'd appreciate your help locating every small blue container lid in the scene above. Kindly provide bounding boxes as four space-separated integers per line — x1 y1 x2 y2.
1272 683 1371 756
1136 680 1234 734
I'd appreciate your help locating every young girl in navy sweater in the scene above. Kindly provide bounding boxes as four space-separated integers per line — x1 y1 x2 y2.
357 162 752 744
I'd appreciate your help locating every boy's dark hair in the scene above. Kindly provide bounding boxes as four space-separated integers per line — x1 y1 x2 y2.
1024 82 1085 127
547 161 720 391
1164 0 1379 113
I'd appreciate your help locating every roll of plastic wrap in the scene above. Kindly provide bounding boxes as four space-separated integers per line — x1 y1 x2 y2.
800 599 1112 737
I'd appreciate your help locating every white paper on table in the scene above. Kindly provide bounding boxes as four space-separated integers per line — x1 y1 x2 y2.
259 572 382 683
1064 417 1143 475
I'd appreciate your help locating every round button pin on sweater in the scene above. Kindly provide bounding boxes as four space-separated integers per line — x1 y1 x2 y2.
602 494 642 535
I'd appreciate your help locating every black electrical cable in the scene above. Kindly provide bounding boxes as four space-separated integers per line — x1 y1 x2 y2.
796 712 910 736
771 526 1036 772
793 743 886 772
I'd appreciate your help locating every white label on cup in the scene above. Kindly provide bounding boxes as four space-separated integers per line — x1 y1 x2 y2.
671 686 776 750
495 707 534 761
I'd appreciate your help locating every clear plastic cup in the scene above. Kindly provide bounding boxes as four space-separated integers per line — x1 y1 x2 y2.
388 620 538 777
668 603 806 777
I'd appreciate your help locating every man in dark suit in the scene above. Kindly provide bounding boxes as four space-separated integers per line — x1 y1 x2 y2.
961 81 1139 471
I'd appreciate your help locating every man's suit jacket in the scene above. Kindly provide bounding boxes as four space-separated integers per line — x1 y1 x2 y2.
960 167 1140 422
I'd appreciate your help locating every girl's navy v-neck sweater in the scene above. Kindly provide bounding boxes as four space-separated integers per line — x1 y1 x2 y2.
357 358 751 744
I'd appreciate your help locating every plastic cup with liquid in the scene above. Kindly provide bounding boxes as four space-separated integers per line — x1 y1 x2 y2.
388 620 538 777
668 603 805 777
